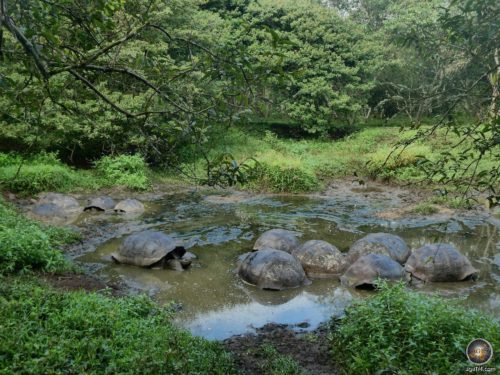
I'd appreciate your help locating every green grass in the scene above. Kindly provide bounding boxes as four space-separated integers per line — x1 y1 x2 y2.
411 202 440 215
329 282 499 374
258 344 305 375
0 198 79 275
0 152 153 196
1 121 496 197
0 277 236 374
0 152 99 196
180 120 497 194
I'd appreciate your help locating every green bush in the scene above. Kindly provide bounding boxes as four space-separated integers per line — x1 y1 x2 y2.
248 163 320 193
0 278 236 374
0 199 76 274
0 152 96 195
0 152 21 167
94 154 151 191
330 282 499 374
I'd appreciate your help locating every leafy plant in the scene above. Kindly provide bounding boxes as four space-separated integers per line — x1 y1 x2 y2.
0 152 98 195
0 277 237 374
94 154 151 191
248 163 320 193
329 282 499 374
201 153 258 188
0 199 77 274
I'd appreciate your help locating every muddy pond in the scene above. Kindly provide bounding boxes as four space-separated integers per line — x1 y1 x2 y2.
74 187 499 340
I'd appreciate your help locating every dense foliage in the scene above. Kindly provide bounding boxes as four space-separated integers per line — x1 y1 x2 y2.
0 152 157 194
0 0 498 195
0 198 78 274
94 154 151 190
330 282 499 374
0 278 236 374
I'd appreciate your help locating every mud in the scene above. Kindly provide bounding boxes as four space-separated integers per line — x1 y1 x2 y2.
224 323 339 375
43 272 123 296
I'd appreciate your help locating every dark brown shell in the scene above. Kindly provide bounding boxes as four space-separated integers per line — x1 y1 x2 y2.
84 196 116 211
238 248 309 290
346 233 410 264
404 243 478 282
38 193 81 211
340 253 408 288
253 229 300 253
291 240 346 278
111 230 184 267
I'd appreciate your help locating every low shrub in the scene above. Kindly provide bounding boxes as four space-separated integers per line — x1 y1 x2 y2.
330 282 499 374
248 163 320 193
94 154 151 190
0 152 96 195
0 199 77 274
0 278 236 374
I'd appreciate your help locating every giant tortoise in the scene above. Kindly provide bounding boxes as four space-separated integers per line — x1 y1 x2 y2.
346 233 410 265
84 196 116 211
340 253 409 288
30 193 81 224
111 230 191 270
404 243 478 282
291 240 346 278
114 199 145 214
253 229 300 253
237 248 309 290
38 193 81 211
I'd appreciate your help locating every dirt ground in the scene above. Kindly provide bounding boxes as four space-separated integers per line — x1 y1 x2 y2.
223 323 340 375
43 272 123 296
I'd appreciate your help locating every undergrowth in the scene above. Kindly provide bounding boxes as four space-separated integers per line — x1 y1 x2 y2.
0 277 236 374
0 152 152 195
0 152 97 195
93 154 151 191
0 198 79 275
183 121 497 195
329 282 499 374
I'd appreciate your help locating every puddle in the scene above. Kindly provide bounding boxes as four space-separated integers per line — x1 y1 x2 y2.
76 191 499 339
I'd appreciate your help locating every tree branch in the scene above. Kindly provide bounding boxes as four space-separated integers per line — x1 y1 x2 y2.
69 69 134 118
0 0 49 78
80 64 191 113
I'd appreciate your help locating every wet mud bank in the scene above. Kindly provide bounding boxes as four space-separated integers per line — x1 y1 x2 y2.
223 323 339 375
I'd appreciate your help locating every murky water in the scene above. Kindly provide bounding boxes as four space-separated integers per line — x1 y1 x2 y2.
77 190 499 340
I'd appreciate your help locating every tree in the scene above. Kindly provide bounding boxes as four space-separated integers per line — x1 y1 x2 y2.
387 0 499 202
0 0 249 164
220 0 378 133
